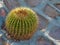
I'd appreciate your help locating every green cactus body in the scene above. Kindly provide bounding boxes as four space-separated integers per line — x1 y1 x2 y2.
5 7 38 40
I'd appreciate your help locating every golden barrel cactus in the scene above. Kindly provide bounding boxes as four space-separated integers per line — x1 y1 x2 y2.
5 7 38 40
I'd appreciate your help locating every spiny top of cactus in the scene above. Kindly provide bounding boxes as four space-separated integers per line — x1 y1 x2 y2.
9 7 36 19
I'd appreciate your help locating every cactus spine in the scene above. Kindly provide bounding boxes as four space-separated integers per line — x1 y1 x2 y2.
5 7 38 40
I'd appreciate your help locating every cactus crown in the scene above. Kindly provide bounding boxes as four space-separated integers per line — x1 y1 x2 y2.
5 7 38 41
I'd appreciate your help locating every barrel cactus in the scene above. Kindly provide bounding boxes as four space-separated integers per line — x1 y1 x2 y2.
5 7 38 41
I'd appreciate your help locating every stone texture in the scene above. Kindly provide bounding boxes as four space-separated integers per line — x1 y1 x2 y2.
25 0 41 7
44 5 59 18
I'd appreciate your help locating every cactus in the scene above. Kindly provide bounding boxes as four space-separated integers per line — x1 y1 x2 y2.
5 7 38 40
